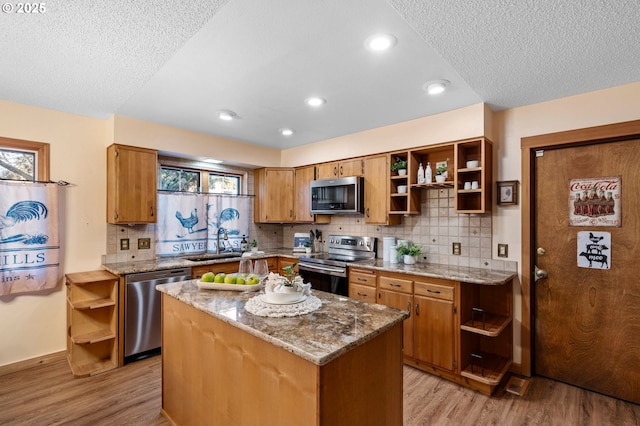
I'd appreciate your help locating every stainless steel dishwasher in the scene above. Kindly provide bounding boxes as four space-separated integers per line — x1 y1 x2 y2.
124 267 192 363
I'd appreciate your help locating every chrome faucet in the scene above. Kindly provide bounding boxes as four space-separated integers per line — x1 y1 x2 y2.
216 228 228 254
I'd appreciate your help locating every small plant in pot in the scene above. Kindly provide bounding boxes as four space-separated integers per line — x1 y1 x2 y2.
396 243 423 265
435 159 448 182
391 157 408 176
249 239 258 252
304 240 313 254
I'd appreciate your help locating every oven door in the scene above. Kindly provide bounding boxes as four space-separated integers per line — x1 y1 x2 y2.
298 262 348 296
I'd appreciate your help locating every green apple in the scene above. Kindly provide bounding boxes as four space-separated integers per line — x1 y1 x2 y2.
213 273 226 283
236 276 245 285
247 275 260 285
201 272 215 283
223 274 236 284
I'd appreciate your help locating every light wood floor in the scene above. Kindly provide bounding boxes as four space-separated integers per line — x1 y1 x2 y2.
1 354 639 425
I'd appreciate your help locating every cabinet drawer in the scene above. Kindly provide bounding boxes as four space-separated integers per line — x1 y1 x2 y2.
379 275 413 294
349 269 376 287
414 281 454 301
349 283 376 303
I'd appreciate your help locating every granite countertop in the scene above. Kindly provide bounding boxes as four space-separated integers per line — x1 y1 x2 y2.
156 280 409 366
102 248 304 275
350 260 516 285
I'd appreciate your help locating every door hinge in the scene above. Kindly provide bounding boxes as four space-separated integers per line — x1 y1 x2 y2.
453 361 457 369
535 149 544 157
453 305 457 314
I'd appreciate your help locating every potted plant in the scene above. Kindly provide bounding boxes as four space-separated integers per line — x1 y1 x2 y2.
396 243 422 265
390 157 408 176
249 239 258 252
435 159 448 183
304 240 313 254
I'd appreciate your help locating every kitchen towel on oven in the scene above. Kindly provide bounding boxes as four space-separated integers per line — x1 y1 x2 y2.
0 181 60 296
156 192 207 256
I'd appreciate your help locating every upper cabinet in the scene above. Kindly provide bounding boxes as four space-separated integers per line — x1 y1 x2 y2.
315 158 364 179
454 138 493 213
293 165 315 223
107 144 158 224
254 168 295 223
364 154 400 225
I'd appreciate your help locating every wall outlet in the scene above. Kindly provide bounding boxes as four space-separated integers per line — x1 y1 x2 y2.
452 242 461 255
498 243 508 258
120 238 129 251
138 238 151 249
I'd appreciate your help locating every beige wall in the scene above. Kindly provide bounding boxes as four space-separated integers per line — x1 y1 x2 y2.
2 81 640 368
281 103 487 167
113 115 282 168
0 100 109 366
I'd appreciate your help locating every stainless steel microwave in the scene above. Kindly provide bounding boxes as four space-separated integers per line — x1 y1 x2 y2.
310 176 364 214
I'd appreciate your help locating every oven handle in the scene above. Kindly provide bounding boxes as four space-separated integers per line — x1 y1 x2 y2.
298 262 347 278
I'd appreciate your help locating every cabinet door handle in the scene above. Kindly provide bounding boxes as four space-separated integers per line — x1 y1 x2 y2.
150 205 154 217
290 209 293 218
357 277 367 282
333 166 338 176
339 165 343 175
357 292 367 297
389 283 401 288
366 207 370 218
415 303 420 316
427 289 441 294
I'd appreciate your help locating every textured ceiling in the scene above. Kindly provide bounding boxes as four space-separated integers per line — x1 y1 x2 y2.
1 0 639 150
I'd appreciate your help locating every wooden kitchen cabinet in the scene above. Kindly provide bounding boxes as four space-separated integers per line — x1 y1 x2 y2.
364 154 400 225
315 158 364 179
254 168 295 223
454 138 493 213
413 280 457 373
278 257 299 274
66 270 119 377
191 262 240 279
294 165 315 223
348 267 377 303
459 278 513 395
378 273 414 357
107 144 158 224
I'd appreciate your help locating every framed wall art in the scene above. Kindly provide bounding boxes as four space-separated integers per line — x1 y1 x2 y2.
497 180 519 206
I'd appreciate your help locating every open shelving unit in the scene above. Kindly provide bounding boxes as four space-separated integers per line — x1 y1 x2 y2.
459 278 513 394
66 270 119 377
454 139 493 213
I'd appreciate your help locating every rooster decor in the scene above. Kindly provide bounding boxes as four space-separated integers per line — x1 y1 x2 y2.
0 200 49 245
175 208 206 237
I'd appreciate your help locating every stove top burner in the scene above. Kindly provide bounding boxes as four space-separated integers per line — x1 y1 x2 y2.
298 235 376 268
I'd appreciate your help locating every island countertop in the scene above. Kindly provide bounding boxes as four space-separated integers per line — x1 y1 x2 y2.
156 280 409 366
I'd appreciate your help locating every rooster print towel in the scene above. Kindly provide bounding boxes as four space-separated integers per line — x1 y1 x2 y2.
0 181 60 296
156 193 207 256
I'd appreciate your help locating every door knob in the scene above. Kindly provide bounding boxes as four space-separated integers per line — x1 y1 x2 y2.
534 265 548 282
537 247 546 255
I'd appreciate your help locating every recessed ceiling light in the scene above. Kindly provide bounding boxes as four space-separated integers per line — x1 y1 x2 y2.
424 80 450 95
279 128 294 136
217 110 237 121
305 97 326 107
365 33 397 51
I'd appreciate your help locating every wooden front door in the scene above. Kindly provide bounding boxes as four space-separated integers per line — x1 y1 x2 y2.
533 138 640 403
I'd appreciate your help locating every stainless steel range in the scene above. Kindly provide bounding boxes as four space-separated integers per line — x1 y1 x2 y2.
298 235 376 296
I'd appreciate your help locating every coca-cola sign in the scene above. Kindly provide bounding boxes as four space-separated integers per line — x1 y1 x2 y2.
569 176 621 227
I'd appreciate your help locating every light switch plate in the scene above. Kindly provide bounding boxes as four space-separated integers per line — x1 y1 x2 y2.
120 238 129 251
138 238 151 249
452 242 461 255
498 243 508 258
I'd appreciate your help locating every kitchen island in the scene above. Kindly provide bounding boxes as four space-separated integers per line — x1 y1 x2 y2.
156 280 409 426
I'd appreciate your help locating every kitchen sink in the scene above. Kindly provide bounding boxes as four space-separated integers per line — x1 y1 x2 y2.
183 253 240 262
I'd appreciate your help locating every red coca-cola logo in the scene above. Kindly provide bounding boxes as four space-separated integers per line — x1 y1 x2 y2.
570 179 619 192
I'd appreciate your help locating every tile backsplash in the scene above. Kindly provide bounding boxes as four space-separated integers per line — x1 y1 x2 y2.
105 186 515 272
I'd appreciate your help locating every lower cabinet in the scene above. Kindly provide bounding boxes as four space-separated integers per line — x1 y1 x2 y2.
66 270 119 377
348 267 377 303
372 269 512 395
191 262 240 279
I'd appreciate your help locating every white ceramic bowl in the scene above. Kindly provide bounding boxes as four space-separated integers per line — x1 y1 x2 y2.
466 160 479 168
397 185 407 193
